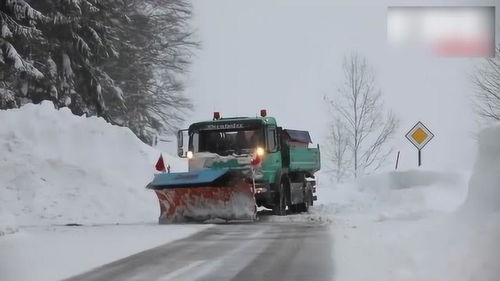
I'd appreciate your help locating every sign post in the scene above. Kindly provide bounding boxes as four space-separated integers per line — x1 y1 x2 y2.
405 121 434 167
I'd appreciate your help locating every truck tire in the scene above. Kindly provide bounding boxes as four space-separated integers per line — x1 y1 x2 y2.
296 189 313 213
273 180 287 216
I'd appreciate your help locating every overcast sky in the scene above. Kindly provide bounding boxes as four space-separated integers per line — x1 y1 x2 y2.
170 0 499 174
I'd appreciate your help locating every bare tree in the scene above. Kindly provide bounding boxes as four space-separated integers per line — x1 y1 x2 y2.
324 117 351 182
326 53 398 179
472 47 500 122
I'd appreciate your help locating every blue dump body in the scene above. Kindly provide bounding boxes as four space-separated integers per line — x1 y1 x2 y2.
149 168 230 189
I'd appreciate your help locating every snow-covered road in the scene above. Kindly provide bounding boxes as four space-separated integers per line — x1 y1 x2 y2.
64 221 333 281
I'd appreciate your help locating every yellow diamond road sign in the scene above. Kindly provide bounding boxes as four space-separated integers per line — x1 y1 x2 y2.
411 128 428 144
406 121 434 150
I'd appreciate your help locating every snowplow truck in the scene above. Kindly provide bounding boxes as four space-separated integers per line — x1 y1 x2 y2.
147 110 321 223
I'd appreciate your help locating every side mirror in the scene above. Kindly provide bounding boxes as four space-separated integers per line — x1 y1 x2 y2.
177 129 188 158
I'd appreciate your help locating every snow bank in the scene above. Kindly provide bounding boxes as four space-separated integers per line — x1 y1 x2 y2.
314 169 468 220
357 170 468 219
441 125 500 280
263 169 467 224
462 125 500 214
327 124 500 281
0 102 186 234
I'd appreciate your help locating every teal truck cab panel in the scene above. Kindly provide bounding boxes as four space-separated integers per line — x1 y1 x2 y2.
261 150 282 184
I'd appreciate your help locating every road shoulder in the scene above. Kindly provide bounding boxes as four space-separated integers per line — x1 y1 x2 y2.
0 223 210 281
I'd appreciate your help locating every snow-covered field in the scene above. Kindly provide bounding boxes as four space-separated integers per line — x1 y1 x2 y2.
310 124 500 281
0 103 208 281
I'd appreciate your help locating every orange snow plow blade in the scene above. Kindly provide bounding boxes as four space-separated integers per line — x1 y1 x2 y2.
147 169 256 223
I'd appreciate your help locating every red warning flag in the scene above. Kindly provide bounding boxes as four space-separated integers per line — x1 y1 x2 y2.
155 154 166 172
251 154 261 166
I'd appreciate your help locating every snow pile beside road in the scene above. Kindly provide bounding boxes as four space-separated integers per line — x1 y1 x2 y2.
443 125 500 280
340 169 467 219
462 125 500 214
262 169 467 224
329 124 500 281
0 102 186 234
304 169 467 223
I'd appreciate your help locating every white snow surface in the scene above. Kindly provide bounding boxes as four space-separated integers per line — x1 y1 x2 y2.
0 102 209 281
307 124 500 281
2 102 500 281
0 224 208 281
0 101 187 234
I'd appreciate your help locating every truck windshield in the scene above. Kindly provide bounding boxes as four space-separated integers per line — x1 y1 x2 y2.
191 129 263 156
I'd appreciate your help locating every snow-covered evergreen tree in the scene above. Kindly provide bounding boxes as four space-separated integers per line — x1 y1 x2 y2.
0 0 46 107
0 0 196 145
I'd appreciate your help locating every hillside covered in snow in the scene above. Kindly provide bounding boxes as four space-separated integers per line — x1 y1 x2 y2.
0 102 186 235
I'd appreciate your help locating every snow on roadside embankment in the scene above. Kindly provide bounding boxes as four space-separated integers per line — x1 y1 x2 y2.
322 125 500 281
0 101 186 234
266 169 468 225
0 103 210 281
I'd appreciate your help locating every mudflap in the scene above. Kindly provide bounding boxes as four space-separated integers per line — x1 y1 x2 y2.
147 169 256 223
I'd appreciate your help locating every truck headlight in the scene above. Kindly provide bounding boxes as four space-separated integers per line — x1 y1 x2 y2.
187 151 193 159
256 147 265 157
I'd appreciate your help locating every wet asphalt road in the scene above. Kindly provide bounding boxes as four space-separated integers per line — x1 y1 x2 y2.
64 221 333 281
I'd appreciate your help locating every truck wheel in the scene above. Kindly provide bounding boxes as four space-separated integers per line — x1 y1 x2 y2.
296 190 312 213
273 181 287 216
289 204 299 213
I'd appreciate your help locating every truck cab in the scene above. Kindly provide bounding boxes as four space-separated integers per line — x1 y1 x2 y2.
177 110 320 215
